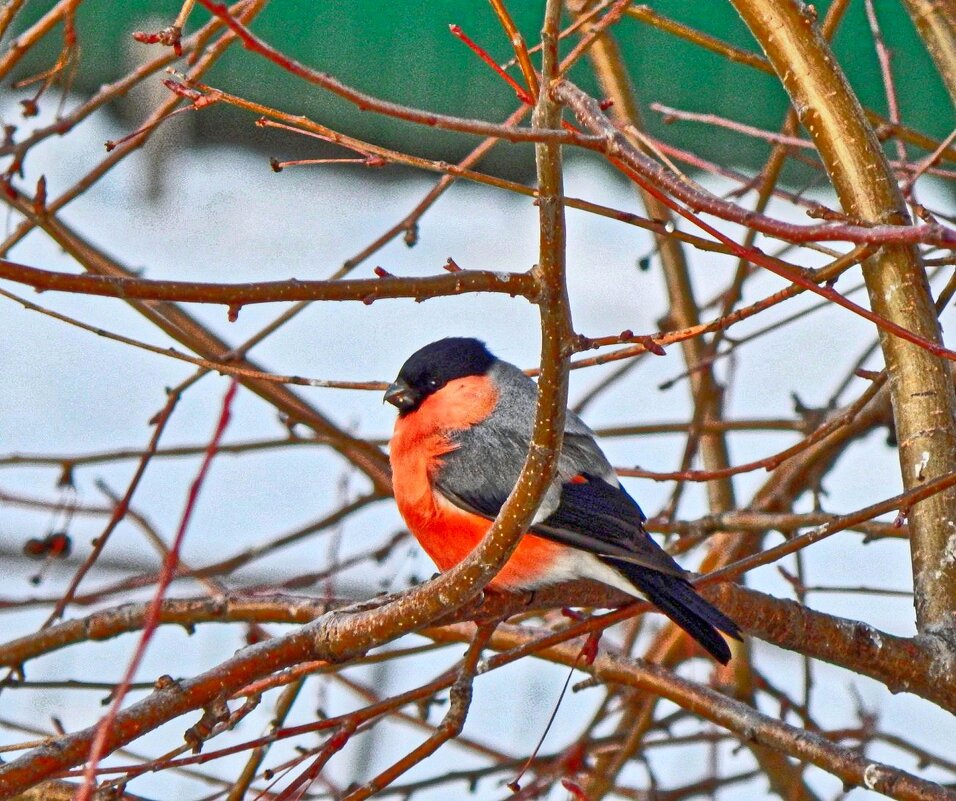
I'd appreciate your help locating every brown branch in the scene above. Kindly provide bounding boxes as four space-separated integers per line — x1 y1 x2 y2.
620 373 887 483
0 0 28 42
730 0 956 636
900 0 956 106
651 101 814 150
658 511 904 544
708 583 956 716
0 0 76 81
0 258 536 306
4 583 955 711
0 594 334 671
428 621 956 801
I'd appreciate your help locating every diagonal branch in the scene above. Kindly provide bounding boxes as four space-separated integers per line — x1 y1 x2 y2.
193 0 597 147
428 621 955 801
551 81 954 248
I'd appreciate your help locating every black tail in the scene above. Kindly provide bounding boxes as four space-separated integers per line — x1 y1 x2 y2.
606 560 741 664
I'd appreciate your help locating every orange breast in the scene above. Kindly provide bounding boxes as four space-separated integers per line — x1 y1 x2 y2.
389 375 565 590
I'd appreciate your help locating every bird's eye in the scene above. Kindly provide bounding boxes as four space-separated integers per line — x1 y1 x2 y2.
427 377 440 389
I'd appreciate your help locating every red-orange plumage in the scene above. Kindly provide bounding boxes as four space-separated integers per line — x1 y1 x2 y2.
389 374 565 589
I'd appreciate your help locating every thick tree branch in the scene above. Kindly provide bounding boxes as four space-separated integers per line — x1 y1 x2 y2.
900 0 956 105
5 574 956 718
730 0 956 636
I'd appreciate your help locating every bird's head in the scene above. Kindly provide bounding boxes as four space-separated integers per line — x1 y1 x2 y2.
385 337 495 415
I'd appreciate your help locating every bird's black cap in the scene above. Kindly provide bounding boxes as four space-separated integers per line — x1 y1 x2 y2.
385 338 496 415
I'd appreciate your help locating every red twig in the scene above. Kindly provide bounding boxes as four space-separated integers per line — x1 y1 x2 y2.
76 380 238 800
449 24 533 104
863 0 907 172
192 0 594 147
553 80 955 248
40 389 182 626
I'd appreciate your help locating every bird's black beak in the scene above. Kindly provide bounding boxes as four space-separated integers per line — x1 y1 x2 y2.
384 379 415 412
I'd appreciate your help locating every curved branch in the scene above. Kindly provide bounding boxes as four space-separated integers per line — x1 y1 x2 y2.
4 577 956 717
730 0 956 636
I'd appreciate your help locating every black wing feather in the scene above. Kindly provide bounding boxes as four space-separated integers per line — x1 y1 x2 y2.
532 475 686 576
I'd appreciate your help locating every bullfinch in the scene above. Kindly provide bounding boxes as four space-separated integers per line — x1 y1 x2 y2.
385 337 740 664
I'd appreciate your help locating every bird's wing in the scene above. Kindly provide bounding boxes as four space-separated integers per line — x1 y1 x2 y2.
537 472 686 575
435 416 685 578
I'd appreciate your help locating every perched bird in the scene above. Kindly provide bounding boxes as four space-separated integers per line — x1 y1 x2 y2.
385 337 740 663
